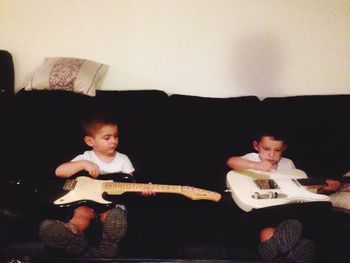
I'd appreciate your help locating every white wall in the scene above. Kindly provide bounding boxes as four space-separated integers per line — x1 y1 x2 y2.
1 0 349 98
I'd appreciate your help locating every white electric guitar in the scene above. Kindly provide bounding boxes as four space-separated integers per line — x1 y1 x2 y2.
226 169 330 212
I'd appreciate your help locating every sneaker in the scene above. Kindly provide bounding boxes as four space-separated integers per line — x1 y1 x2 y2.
285 239 314 263
98 206 127 258
39 219 88 255
258 219 303 262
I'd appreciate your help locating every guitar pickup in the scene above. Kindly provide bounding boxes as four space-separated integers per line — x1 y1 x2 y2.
254 179 279 190
63 179 76 191
251 191 287 199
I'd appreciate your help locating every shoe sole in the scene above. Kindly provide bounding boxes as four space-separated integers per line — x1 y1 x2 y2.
287 238 314 263
39 219 88 255
99 207 127 257
273 219 303 253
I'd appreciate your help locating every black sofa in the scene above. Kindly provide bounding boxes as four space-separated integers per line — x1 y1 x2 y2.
1 50 350 263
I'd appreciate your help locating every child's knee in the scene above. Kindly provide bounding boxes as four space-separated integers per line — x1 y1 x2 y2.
99 210 109 223
74 206 95 220
260 227 275 242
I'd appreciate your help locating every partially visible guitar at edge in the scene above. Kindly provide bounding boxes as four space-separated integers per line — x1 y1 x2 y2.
52 176 221 207
226 169 331 212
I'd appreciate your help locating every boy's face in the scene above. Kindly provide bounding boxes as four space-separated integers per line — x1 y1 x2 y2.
84 124 119 156
253 136 286 166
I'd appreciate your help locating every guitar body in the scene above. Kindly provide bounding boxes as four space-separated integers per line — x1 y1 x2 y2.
42 173 134 211
54 176 113 206
226 169 330 212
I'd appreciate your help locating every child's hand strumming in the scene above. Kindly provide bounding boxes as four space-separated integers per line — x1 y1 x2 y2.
83 160 101 178
257 160 275 172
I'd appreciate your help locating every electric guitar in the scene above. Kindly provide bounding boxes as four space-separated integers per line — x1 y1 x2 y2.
50 175 221 208
226 169 331 212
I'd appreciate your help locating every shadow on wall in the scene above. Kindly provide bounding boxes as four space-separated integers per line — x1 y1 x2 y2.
232 33 285 98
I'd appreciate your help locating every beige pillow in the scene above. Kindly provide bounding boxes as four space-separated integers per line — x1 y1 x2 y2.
25 57 108 96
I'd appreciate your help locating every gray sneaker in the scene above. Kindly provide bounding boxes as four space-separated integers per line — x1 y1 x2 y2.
39 219 88 255
98 206 127 258
285 239 314 263
258 219 303 262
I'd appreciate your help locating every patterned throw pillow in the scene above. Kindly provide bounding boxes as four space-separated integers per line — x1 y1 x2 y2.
25 57 108 96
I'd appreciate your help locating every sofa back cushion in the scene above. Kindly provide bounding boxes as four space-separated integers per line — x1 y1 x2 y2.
262 95 350 178
93 90 169 183
9 90 94 182
0 50 14 96
167 94 261 190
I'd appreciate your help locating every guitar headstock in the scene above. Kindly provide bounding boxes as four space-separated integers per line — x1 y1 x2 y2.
180 186 221 202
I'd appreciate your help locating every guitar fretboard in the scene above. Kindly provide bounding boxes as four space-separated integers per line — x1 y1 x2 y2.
297 177 350 186
103 182 182 194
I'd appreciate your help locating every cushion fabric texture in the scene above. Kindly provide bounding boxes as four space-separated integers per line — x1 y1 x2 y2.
25 57 108 96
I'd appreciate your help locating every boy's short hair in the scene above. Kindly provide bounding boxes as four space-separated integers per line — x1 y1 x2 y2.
81 112 118 136
254 124 289 144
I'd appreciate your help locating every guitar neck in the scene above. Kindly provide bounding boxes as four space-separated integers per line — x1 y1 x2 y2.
297 177 350 187
102 181 221 202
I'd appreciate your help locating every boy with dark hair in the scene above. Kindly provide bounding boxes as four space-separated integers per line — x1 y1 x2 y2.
39 112 154 257
227 128 314 263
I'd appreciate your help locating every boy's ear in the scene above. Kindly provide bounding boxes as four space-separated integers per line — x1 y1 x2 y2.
282 144 287 151
253 140 259 151
84 136 94 147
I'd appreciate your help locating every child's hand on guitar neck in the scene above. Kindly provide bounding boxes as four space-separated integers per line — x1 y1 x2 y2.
139 182 157 197
318 179 341 194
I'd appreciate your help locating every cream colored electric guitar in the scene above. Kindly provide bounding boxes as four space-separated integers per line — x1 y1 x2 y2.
226 169 330 212
52 176 221 207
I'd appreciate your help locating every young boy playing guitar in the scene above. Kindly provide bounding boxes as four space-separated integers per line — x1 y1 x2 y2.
227 127 314 263
39 112 155 257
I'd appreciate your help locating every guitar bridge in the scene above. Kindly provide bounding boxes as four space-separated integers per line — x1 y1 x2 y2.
63 179 76 191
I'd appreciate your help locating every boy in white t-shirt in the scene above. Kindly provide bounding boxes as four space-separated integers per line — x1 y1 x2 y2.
227 130 314 263
39 112 155 257
226 134 295 172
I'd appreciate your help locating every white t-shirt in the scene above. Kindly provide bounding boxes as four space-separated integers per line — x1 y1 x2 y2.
242 152 295 170
72 150 135 174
